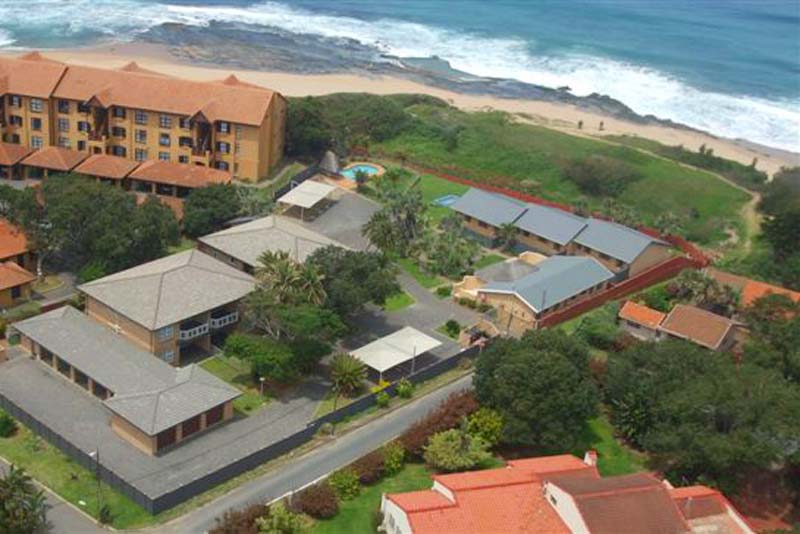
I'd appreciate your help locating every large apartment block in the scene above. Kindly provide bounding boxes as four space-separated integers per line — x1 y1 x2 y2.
0 52 286 181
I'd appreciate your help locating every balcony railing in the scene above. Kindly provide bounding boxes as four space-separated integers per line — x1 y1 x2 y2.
210 311 238 330
179 321 209 341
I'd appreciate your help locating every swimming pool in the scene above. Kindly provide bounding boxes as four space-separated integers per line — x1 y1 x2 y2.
433 194 461 207
341 163 381 180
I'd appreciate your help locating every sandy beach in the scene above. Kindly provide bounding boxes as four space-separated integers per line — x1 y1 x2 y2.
11 44 799 176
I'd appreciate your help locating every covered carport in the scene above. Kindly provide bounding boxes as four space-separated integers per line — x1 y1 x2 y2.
350 326 442 382
277 180 336 221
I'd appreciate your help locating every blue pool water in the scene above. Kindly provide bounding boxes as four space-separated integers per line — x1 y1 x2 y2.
433 194 461 207
341 164 380 180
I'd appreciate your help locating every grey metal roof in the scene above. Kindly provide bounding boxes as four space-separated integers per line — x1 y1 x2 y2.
450 187 527 228
79 249 255 330
573 218 667 263
480 255 614 313
12 307 240 435
198 215 345 267
514 203 587 245
476 258 539 283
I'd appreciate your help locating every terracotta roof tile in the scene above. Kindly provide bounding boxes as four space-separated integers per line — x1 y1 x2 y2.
74 154 139 179
0 220 29 260
386 490 454 513
659 304 735 350
0 261 35 291
506 454 597 476
21 147 89 172
129 160 230 189
0 55 67 98
741 280 800 307
0 142 33 167
619 300 666 329
118 61 169 77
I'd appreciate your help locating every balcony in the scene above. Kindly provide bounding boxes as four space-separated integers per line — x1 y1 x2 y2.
179 320 209 342
210 310 238 330
190 150 211 167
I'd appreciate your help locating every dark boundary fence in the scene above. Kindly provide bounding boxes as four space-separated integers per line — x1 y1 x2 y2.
0 343 481 515
272 165 321 200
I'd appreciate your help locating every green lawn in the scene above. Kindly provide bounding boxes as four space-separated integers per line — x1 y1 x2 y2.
200 356 269 415
574 415 647 476
376 105 750 245
0 425 151 529
396 258 443 289
473 253 506 270
312 464 433 534
436 322 460 340
382 291 415 312
167 237 195 255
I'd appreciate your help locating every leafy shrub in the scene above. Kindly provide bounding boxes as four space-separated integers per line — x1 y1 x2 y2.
352 450 385 485
211 503 268 534
444 319 461 338
562 155 642 197
382 441 406 476
98 505 113 525
477 303 492 313
251 342 298 384
458 297 477 309
0 410 17 438
256 501 308 534
370 379 391 394
396 379 414 399
0 318 7 339
400 391 479 458
77 260 108 284
376 391 391 409
467 408 504 447
639 285 673 313
318 422 334 436
436 285 452 298
288 337 331 373
423 427 492 472
329 468 361 500
458 357 474 370
291 481 338 519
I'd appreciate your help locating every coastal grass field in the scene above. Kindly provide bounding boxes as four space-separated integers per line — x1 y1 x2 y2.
367 102 751 245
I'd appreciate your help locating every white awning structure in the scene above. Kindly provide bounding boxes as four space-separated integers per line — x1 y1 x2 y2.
350 326 442 374
278 180 336 209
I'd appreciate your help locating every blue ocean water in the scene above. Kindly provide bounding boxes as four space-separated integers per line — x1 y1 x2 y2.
1 0 798 151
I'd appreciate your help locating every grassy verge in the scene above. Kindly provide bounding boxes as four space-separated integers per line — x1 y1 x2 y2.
167 237 196 255
382 291 415 312
312 464 433 534
473 253 506 270
5 301 42 322
0 425 151 529
396 258 443 289
200 356 269 415
32 275 64 294
574 415 647 476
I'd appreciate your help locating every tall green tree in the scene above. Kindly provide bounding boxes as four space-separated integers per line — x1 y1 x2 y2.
183 184 242 238
329 353 367 397
0 465 49 534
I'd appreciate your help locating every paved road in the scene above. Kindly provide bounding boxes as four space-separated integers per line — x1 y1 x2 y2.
153 373 473 533
0 460 106 534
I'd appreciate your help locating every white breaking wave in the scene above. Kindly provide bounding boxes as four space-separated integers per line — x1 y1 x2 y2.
0 29 14 48
1 0 798 152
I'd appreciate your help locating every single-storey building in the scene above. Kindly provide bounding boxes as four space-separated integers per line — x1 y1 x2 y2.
658 303 738 351
20 145 89 178
79 249 254 366
450 187 527 246
453 252 545 302
13 306 240 455
0 261 35 307
0 219 35 272
707 268 800 308
197 215 344 273
512 201 588 255
618 300 666 341
478 255 614 335
0 142 33 180
73 153 139 187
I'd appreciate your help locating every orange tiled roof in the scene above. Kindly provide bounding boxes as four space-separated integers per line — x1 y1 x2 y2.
20 146 89 172
619 300 666 329
118 61 169 77
659 304 735 350
51 61 276 126
74 154 139 179
387 490 453 513
671 486 753 533
0 142 33 167
129 160 231 189
0 261 35 291
708 268 799 307
0 220 29 260
0 54 66 98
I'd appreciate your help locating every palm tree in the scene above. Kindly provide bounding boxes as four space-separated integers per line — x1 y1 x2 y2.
297 265 326 306
330 353 366 398
0 465 49 532
255 250 302 304
496 223 518 252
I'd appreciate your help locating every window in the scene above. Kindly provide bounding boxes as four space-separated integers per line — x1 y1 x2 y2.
77 140 86 151
159 115 172 129
216 141 230 154
110 146 126 157
160 351 175 364
234 125 242 139
10 286 21 299
112 107 126 119
179 117 191 129
8 134 20 144
30 117 42 131
134 148 148 161
178 155 189 164
111 126 126 138
8 95 21 108
135 129 147 143
156 325 173 341
234 142 241 154
159 133 171 147
29 98 43 112
178 136 193 148
215 161 230 171
135 110 148 125
158 152 170 162
57 118 69 132
217 121 230 134
78 121 90 133
58 100 70 114
57 137 70 148
8 115 22 127
78 102 91 114
31 136 43 149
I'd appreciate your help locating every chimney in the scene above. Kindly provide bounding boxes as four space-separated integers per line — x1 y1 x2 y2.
583 450 598 466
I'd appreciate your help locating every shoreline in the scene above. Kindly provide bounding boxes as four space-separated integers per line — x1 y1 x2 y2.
5 43 798 176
